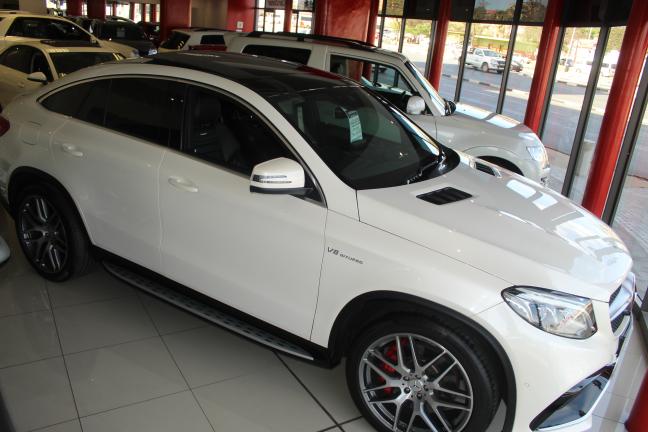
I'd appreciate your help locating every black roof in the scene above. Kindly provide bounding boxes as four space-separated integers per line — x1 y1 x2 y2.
148 51 357 95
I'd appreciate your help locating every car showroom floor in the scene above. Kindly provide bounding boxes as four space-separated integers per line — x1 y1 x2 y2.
0 209 645 432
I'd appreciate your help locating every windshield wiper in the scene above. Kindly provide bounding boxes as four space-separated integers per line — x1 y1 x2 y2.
405 152 445 184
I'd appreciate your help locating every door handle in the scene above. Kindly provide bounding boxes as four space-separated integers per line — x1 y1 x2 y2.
168 176 199 193
60 143 83 157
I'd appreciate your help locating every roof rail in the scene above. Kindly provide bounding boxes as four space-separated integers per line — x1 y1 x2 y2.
245 31 376 50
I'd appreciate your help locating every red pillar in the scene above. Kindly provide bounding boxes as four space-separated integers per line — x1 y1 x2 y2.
87 0 106 19
227 0 255 32
314 0 371 41
129 2 135 20
160 0 191 41
626 372 648 431
365 0 379 45
283 1 292 33
582 0 648 216
427 0 451 89
151 4 157 22
142 4 147 22
111 2 117 16
523 0 564 134
67 0 83 15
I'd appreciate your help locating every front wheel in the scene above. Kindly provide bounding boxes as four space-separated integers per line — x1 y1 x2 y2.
15 184 92 281
481 63 489 73
346 319 499 432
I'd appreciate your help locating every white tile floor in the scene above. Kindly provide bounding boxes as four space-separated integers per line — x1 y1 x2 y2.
0 210 646 432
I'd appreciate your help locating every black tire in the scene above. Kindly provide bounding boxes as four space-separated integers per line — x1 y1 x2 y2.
15 183 93 282
346 318 500 432
481 63 489 73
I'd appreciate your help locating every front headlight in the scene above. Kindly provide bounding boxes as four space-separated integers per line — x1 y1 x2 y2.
490 59 499 65
527 145 548 164
148 48 158 56
502 287 597 339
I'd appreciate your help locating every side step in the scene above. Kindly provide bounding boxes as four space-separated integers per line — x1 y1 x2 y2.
103 262 314 361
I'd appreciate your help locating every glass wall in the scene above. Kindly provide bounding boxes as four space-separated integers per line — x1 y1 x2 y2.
255 0 315 34
439 21 466 100
402 19 433 74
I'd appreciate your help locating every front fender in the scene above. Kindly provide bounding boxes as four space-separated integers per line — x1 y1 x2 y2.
462 146 544 182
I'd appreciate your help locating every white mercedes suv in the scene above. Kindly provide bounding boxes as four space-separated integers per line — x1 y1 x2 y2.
0 52 635 432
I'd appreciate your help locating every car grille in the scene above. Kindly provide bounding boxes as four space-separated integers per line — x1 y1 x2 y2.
608 273 635 334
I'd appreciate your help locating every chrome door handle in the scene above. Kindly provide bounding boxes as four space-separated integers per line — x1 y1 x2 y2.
168 176 199 193
60 143 83 157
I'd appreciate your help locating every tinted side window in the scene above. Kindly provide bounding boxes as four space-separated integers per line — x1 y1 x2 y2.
160 31 189 49
105 78 185 146
200 34 225 45
7 18 91 41
42 82 94 117
77 79 110 125
242 45 311 65
329 55 416 110
0 46 32 74
184 86 291 174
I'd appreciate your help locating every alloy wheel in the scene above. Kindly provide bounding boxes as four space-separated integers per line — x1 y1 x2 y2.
359 333 473 432
18 195 68 274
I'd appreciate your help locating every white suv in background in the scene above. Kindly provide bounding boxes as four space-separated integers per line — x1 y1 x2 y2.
227 32 550 184
0 52 635 432
158 28 234 52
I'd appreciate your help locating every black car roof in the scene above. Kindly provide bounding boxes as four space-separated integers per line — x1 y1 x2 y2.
148 51 358 95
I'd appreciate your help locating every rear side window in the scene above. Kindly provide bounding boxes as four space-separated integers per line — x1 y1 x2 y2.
104 78 186 146
242 45 311 65
0 46 32 74
7 18 91 41
41 80 106 119
160 31 189 49
200 34 225 45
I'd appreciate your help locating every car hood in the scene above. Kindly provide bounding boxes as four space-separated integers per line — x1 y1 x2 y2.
356 157 632 301
434 103 543 152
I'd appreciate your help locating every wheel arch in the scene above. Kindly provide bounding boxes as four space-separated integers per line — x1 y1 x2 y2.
477 155 524 176
327 290 517 432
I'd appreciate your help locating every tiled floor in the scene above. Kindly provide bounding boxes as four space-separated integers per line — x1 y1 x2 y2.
0 210 646 432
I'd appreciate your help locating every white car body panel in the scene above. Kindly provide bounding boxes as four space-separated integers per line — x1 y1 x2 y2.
227 35 550 182
0 234 9 264
0 57 633 432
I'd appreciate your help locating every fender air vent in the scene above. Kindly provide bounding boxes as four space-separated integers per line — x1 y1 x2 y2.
418 187 472 205
475 161 500 177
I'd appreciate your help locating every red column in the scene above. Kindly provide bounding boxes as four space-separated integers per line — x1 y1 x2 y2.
314 0 371 41
582 0 648 216
427 0 451 89
626 372 648 431
151 4 158 22
523 0 564 133
112 2 117 16
67 0 83 15
129 2 135 20
365 0 379 45
227 0 255 32
142 4 147 22
160 0 191 40
283 1 292 33
87 0 106 19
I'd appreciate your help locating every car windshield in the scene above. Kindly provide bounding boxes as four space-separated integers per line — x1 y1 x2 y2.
483 49 500 57
50 52 118 77
99 24 147 40
405 61 448 115
266 85 442 189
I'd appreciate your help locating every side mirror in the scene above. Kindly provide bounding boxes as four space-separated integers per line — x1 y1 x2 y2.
250 157 310 196
26 72 48 84
447 100 457 114
406 95 426 115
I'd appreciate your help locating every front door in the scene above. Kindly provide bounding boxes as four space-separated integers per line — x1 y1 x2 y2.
158 84 327 338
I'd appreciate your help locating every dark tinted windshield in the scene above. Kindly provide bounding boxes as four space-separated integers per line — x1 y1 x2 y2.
99 24 147 40
7 18 91 41
50 52 118 77
160 31 189 49
267 86 442 189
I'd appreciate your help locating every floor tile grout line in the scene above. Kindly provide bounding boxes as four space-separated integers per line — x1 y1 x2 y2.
27 417 81 432
75 388 189 421
0 306 51 320
275 352 342 428
135 292 217 432
62 334 161 357
45 287 138 311
0 353 64 372
43 284 84 432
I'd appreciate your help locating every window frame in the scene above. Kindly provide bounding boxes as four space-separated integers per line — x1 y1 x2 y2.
0 45 35 75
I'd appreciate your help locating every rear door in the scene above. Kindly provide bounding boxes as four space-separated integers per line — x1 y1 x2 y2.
45 77 185 272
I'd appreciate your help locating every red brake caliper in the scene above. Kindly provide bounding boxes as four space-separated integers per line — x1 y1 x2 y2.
376 341 402 395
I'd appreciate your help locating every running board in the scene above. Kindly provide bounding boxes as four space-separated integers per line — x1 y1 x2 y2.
103 261 314 361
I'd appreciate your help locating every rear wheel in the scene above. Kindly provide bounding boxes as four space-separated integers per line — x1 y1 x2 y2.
346 318 499 432
15 184 92 281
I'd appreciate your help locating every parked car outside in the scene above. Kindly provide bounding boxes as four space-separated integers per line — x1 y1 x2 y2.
0 12 139 59
87 19 156 57
0 40 123 109
465 47 506 73
510 58 523 72
138 21 160 46
0 52 634 432
227 33 550 184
